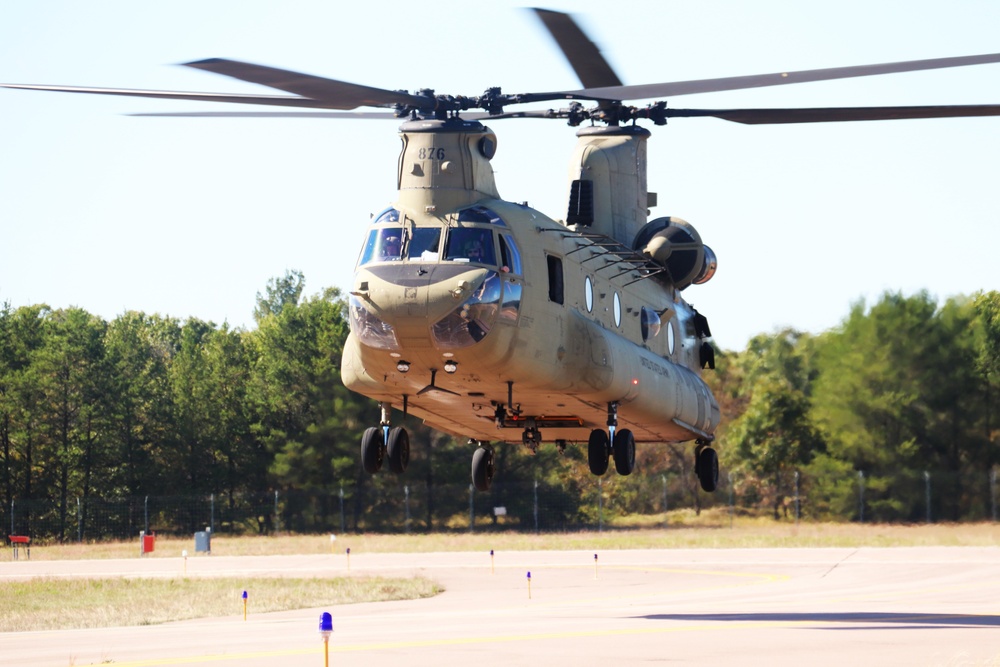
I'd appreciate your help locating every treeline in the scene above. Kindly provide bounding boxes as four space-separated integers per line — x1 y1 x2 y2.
2 271 997 538
709 290 1000 522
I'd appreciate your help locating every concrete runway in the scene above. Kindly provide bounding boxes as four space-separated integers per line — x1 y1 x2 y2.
2 547 1000 666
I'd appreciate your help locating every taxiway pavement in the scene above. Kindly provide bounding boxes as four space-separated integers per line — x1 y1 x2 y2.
2 546 999 666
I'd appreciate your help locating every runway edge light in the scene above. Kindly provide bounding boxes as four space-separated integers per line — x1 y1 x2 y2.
319 612 333 667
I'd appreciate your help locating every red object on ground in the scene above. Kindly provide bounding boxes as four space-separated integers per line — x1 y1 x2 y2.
8 535 30 560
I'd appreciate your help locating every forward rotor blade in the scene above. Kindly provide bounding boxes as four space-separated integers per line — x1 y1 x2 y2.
0 83 332 108
666 104 1000 124
532 8 622 89
128 110 405 118
183 59 428 109
564 52 1000 101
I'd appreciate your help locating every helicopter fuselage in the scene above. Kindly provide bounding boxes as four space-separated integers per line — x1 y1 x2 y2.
341 118 720 448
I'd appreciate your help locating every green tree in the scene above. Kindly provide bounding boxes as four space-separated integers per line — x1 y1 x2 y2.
811 292 986 521
724 330 822 518
103 312 178 498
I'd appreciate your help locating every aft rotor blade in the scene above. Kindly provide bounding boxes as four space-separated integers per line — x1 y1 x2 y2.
0 83 333 108
532 8 623 89
565 52 1000 102
183 59 428 109
666 104 1000 124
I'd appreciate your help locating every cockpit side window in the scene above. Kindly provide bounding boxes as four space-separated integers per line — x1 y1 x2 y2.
445 228 497 266
498 234 522 274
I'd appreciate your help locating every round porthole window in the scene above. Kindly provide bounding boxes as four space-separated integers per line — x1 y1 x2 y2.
613 293 622 327
640 307 661 341
585 276 594 312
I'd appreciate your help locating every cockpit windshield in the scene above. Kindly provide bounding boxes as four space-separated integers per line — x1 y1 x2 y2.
445 227 497 266
358 207 504 268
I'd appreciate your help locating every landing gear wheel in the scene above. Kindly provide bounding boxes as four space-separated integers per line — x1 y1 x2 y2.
472 445 495 492
588 429 610 476
361 426 385 474
612 428 636 476
386 426 410 474
696 446 719 492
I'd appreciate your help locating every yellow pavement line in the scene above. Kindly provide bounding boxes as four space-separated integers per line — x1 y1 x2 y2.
101 614 954 667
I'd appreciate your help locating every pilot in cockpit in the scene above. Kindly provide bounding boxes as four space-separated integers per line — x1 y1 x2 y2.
381 235 401 259
465 239 485 262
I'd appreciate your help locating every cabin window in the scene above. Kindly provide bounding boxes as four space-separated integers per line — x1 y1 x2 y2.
584 276 594 312
547 255 564 304
498 234 522 274
445 228 497 265
613 292 622 327
641 307 661 341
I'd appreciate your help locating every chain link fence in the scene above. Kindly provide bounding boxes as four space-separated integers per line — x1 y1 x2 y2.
5 467 997 543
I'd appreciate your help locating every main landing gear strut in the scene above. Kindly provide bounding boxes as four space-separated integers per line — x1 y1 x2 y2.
587 402 635 477
361 401 410 475
695 439 719 492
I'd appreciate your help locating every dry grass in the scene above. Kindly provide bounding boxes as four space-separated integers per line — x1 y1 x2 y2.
0 576 441 632
12 513 1000 561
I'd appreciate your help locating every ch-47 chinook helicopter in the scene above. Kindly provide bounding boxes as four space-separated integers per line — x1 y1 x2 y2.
5 9 1000 493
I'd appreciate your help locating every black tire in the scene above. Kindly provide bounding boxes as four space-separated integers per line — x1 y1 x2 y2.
697 446 719 492
613 428 636 476
361 426 384 474
587 429 610 476
386 426 410 474
471 446 495 492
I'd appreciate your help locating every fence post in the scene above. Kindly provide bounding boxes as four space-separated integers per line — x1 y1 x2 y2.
924 471 931 524
857 471 865 523
661 474 668 528
210 493 215 534
728 472 734 529
339 485 346 534
77 497 82 543
533 479 539 534
144 495 149 535
794 471 800 525
274 490 280 534
10 499 13 535
404 485 411 534
992 468 997 523
468 484 474 532
598 477 603 532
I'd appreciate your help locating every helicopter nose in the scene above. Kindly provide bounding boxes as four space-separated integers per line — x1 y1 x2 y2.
350 264 500 350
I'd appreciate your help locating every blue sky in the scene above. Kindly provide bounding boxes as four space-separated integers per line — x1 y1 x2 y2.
2 0 998 350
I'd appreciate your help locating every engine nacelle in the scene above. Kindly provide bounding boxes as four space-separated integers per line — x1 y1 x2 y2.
634 217 717 290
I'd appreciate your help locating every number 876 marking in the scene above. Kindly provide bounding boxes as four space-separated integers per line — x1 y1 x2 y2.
418 147 446 160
